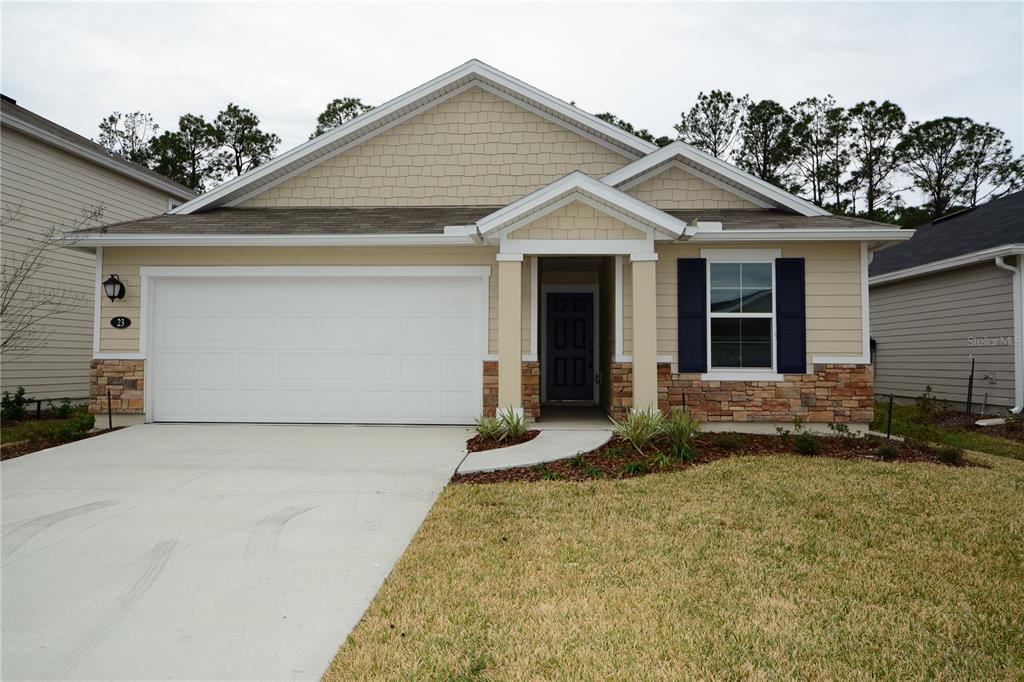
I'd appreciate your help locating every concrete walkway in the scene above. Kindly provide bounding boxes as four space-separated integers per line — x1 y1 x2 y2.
458 407 613 474
1 423 469 681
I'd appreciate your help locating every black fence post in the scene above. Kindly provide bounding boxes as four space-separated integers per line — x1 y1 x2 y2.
886 393 894 440
36 400 42 419
107 389 113 431
966 357 976 415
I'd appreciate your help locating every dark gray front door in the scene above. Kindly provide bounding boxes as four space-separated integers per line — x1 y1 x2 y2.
545 292 594 401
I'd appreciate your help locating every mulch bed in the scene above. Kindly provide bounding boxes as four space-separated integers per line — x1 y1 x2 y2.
453 432 977 485
0 427 124 462
466 429 540 453
931 410 1024 444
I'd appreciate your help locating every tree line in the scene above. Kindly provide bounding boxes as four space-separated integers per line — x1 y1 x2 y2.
96 97 373 192
97 91 1020 227
598 91 1022 226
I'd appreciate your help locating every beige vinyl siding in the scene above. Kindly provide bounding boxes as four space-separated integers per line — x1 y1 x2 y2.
871 263 1016 407
624 164 760 209
654 242 864 369
239 87 630 208
1 128 172 399
507 201 647 240
99 246 502 355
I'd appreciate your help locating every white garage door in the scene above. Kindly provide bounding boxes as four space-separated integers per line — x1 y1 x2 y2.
148 273 485 424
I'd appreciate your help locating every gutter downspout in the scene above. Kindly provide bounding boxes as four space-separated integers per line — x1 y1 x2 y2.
995 255 1023 413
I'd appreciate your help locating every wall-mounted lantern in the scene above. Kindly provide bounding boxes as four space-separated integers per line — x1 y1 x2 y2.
102 274 126 302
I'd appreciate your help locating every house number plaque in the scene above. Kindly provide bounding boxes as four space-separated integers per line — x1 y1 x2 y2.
110 316 132 329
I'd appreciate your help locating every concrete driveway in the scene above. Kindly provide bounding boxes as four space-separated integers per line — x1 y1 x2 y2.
1 423 469 681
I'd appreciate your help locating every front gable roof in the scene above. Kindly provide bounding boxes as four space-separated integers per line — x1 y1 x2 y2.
172 60 657 215
601 141 831 217
475 171 692 241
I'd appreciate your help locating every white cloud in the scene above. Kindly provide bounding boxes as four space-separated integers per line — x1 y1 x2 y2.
3 1 1020 159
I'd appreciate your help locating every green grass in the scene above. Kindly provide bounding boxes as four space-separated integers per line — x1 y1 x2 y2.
873 402 1024 460
1 411 94 444
326 453 1024 680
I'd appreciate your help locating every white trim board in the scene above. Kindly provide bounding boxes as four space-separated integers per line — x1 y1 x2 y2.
868 244 1024 285
68 233 479 248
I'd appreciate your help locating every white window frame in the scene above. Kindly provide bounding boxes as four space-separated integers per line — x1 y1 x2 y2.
702 249 782 381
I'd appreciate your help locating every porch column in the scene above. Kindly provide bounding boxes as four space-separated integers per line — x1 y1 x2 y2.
631 254 658 410
496 254 523 413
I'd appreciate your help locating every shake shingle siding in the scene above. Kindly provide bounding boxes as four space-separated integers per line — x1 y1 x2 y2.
871 263 1017 408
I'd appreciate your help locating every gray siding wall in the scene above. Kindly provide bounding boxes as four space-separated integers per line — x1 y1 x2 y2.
871 262 1017 408
1 127 172 400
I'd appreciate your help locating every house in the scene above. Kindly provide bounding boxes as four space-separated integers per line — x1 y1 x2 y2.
69 60 909 428
869 191 1023 413
0 95 195 401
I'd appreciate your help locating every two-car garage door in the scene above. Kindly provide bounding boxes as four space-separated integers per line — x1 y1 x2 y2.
148 272 486 424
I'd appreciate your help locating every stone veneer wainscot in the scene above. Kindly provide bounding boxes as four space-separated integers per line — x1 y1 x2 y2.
90 360 145 415
657 363 874 424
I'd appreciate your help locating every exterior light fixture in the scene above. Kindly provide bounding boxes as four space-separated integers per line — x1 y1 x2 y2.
102 274 126 302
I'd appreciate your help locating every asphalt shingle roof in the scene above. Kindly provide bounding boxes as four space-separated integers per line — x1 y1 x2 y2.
869 191 1024 277
1 96 196 199
75 207 893 236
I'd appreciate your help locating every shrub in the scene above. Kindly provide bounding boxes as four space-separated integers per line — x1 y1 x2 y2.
937 446 963 465
1 386 31 422
713 432 745 451
877 443 899 461
582 464 606 479
496 409 527 441
793 432 823 456
663 409 700 460
619 461 648 476
532 464 560 480
569 452 587 469
612 408 665 454
475 416 502 441
652 452 674 469
915 385 939 420
603 444 627 460
827 423 852 437
49 398 75 419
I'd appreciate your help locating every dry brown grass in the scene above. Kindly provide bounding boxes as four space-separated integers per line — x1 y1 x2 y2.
325 453 1024 681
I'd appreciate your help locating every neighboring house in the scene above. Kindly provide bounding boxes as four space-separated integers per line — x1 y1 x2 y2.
70 60 909 428
869 192 1023 413
1 95 195 401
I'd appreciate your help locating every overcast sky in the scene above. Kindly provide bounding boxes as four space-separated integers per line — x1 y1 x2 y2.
3 1 1022 159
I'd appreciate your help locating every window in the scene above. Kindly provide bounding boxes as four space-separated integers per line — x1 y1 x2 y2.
708 261 773 369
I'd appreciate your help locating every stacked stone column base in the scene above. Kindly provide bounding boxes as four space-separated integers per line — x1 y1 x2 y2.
482 360 540 420
90 360 145 415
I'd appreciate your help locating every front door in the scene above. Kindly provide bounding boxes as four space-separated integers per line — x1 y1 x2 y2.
545 292 595 401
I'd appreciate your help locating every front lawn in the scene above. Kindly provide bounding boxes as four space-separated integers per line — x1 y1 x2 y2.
873 401 1024 460
326 453 1024 680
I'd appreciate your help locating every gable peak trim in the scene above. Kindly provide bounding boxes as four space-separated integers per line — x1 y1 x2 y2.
172 59 657 215
602 141 831 217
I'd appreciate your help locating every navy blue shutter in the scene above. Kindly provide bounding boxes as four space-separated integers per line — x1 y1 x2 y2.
775 258 806 374
677 259 707 373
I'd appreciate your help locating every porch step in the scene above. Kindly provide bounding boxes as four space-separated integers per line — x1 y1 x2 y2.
457 428 612 474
